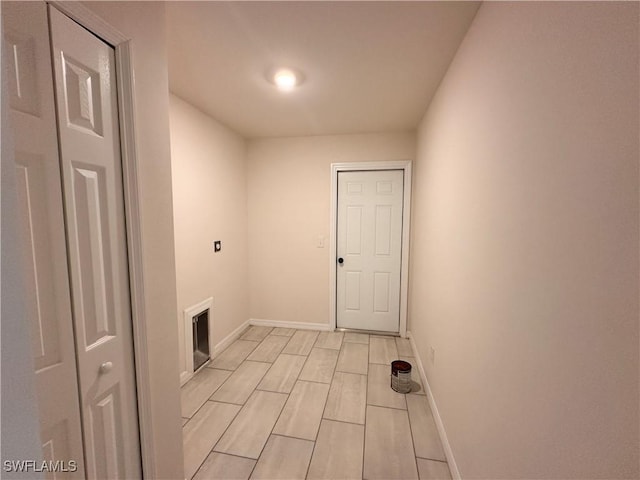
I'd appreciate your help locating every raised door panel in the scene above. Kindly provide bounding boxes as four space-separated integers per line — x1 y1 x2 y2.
71 164 116 349
41 421 77 477
345 272 362 311
61 55 104 135
373 272 391 313
346 206 363 256
6 29 40 117
86 387 125 479
15 155 61 370
374 205 392 256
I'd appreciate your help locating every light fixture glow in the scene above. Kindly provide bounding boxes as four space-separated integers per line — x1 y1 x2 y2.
273 68 298 91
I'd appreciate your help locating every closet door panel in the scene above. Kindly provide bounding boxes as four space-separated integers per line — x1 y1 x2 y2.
4 2 85 477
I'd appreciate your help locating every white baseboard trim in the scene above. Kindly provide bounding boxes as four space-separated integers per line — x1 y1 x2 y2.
179 370 191 386
407 331 461 480
213 319 251 357
249 318 332 331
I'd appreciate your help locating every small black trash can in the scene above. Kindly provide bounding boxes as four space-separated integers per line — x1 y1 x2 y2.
390 360 412 393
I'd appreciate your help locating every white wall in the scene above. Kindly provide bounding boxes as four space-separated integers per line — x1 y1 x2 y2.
247 133 415 326
409 2 639 479
169 94 249 378
79 2 185 478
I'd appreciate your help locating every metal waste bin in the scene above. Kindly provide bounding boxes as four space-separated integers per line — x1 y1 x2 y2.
390 360 412 393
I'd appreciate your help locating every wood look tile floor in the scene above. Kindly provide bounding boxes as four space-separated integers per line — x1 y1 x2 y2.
181 327 452 480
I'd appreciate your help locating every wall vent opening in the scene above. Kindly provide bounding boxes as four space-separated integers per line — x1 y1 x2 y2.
183 298 213 382
192 309 210 371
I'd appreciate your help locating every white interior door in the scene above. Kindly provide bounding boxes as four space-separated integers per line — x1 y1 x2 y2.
4 3 85 477
50 7 141 478
336 170 404 333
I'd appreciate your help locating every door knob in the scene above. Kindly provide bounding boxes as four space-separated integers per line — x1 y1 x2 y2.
99 361 113 374
337 257 344 264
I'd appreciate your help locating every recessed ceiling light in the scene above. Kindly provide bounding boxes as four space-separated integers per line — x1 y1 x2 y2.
271 68 301 91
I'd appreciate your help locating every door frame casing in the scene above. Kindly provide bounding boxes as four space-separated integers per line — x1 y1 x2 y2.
48 2 155 477
330 161 412 338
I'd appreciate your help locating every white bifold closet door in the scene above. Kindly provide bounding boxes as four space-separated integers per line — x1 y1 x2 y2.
5 2 142 478
336 170 404 333
49 7 142 479
5 2 85 477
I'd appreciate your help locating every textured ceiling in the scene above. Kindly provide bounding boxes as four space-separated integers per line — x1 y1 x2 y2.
167 1 480 138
